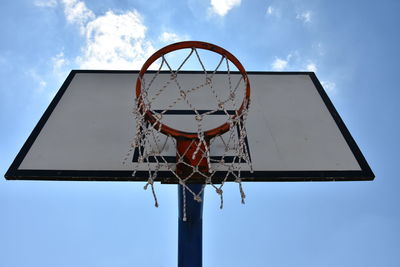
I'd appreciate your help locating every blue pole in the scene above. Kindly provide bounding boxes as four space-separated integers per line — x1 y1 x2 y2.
178 184 204 267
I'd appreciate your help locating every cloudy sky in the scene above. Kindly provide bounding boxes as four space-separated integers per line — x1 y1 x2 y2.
1 0 399 266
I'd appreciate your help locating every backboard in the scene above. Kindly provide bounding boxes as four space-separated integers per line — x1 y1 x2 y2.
5 70 374 183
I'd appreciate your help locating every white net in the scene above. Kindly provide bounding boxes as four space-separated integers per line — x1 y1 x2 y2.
131 45 253 212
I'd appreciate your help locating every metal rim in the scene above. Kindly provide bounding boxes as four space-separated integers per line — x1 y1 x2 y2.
136 41 250 139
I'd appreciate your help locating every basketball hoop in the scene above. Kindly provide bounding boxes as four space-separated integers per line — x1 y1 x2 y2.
133 41 252 211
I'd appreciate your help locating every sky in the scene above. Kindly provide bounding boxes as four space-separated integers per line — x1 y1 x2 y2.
1 0 399 266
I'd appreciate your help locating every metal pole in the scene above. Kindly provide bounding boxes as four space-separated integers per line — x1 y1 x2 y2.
178 184 204 267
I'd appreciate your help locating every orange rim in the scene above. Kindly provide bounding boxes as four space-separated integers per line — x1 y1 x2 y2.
136 41 250 140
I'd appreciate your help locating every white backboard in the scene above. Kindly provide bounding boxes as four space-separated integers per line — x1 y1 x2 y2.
6 70 374 182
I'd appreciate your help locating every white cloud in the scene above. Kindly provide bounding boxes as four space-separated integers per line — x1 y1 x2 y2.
27 70 47 93
52 52 68 71
267 6 273 15
78 10 155 69
271 53 319 72
296 11 312 23
271 58 288 71
306 63 317 72
210 0 241 16
266 5 281 18
62 0 94 30
59 1 156 69
321 81 336 94
39 80 47 90
159 32 189 43
271 53 296 71
34 0 57 7
47 51 71 94
312 42 325 56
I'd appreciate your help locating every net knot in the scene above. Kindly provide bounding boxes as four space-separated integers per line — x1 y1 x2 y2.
194 195 202 202
180 90 186 99
195 114 203 121
155 113 163 121
144 178 154 190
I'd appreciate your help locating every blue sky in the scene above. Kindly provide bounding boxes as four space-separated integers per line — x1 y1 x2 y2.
1 0 399 266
